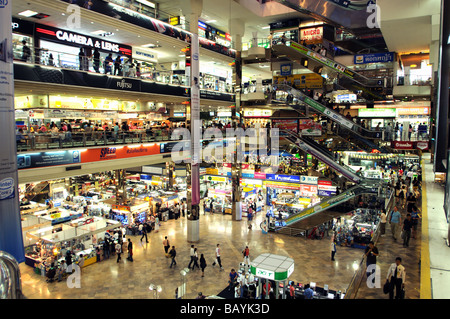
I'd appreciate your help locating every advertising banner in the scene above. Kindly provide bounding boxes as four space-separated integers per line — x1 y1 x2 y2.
272 119 298 133
391 141 414 150
299 119 322 136
273 74 323 89
80 145 160 163
299 26 323 44
264 181 301 190
17 150 81 169
318 189 337 196
266 174 301 183
299 185 318 197
254 172 267 179
318 180 332 187
358 108 396 118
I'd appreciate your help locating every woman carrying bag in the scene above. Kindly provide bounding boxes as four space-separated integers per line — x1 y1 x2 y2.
200 254 207 277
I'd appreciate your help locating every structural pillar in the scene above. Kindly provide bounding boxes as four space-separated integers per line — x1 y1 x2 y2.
0 2 25 262
185 0 202 242
230 19 244 221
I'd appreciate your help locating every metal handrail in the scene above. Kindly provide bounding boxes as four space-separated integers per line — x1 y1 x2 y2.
0 251 24 299
343 190 394 299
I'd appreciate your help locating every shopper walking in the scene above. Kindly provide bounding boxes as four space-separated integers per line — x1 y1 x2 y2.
154 215 160 233
411 206 421 239
192 248 200 270
242 246 250 265
169 246 177 268
365 241 379 281
386 257 406 299
127 238 133 262
402 214 413 247
115 241 122 263
380 209 387 236
103 239 110 259
212 244 224 270
330 239 337 261
163 236 170 255
390 206 402 241
200 254 207 277
188 245 195 269
228 269 238 291
140 223 148 243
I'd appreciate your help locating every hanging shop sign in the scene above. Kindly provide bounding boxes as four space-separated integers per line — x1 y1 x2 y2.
299 184 318 197
142 166 163 175
317 185 337 197
335 94 358 103
300 26 323 44
205 175 227 183
264 181 301 190
416 141 429 150
395 107 430 116
266 174 301 183
300 175 318 185
35 24 132 56
358 108 396 118
243 109 272 117
112 204 131 212
318 180 332 187
132 47 157 63
205 168 219 175
254 172 267 179
354 52 395 64
280 64 292 76
390 141 429 150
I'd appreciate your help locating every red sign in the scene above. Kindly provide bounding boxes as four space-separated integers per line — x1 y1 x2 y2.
391 141 414 150
254 172 267 179
318 180 332 186
80 144 160 163
416 141 429 150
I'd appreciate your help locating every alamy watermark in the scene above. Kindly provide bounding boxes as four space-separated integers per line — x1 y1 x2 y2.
366 264 381 289
367 3 381 29
170 121 280 168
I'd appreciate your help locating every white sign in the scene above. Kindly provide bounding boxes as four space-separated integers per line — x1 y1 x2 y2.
317 185 337 192
300 175 318 185
133 47 158 63
256 268 275 280
300 27 323 42
142 166 163 175
0 178 15 200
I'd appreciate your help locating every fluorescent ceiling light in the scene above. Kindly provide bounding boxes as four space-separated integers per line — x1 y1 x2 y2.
91 30 107 35
206 20 216 23
261 26 270 29
142 43 156 48
135 0 156 8
18 10 38 17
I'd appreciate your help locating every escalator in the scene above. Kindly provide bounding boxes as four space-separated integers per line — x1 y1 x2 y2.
270 183 380 233
280 129 362 183
276 84 388 152
265 129 383 233
272 41 386 100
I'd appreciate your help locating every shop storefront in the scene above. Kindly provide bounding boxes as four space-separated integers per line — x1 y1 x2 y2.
34 23 132 71
358 108 396 129
12 17 35 61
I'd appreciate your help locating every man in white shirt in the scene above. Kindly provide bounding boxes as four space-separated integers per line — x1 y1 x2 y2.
212 243 224 270
380 210 387 236
386 257 406 299
188 245 195 269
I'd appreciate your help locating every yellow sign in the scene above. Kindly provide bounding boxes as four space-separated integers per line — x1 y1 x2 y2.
206 168 219 175
273 73 323 89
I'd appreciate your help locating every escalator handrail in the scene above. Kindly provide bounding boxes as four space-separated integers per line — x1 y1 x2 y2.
284 184 379 226
274 40 381 87
278 84 383 140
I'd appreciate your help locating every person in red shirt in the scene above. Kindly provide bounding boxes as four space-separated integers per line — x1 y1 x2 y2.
262 280 271 299
289 283 296 299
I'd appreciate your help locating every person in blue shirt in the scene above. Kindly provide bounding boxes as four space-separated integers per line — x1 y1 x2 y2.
228 269 238 291
411 206 421 239
390 206 402 241
303 284 314 299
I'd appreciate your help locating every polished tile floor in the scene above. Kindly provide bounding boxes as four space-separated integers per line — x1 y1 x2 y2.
20 208 366 299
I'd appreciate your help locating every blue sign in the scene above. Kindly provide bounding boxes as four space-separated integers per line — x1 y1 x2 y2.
266 174 300 183
0 178 15 201
280 64 292 76
140 174 152 181
354 52 395 64
242 173 255 178
318 189 336 197
17 150 81 169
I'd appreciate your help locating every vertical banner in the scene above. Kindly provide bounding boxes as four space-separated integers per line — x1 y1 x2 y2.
0 1 25 262
190 33 201 206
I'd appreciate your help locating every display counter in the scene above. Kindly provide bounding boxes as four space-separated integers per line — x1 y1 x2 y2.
334 209 380 249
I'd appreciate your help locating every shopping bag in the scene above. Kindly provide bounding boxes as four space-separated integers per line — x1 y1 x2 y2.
383 280 391 294
401 231 406 240
400 287 406 299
